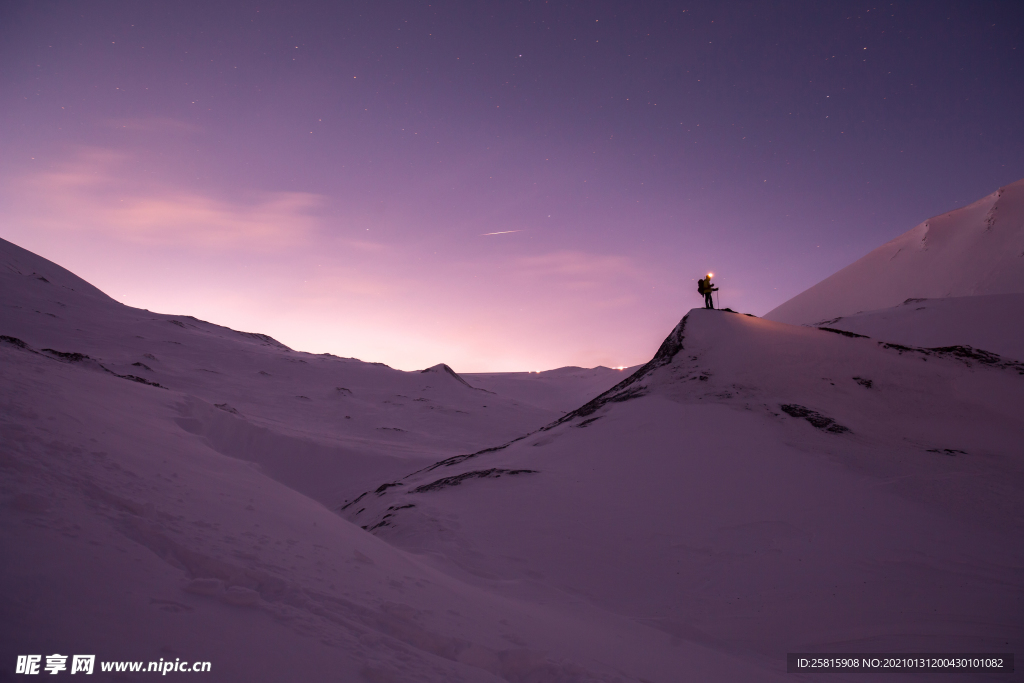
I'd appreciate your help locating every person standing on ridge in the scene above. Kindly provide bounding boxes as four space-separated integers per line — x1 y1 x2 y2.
698 273 718 309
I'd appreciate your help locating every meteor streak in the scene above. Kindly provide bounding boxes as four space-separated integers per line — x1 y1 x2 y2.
480 230 521 236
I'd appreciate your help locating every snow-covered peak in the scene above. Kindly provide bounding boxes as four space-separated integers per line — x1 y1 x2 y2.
4 237 1021 681
1 236 115 302
765 178 1024 325
347 306 1024 665
420 362 475 388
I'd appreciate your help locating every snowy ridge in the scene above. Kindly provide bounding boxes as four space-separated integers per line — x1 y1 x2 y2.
350 308 1024 669
3 231 1022 681
0 236 560 508
356 307 1024 520
766 178 1024 325
420 362 477 389
1 235 115 302
809 293 1024 362
8 237 748 682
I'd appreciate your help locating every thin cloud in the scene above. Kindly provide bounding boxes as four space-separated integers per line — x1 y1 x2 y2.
506 250 647 297
515 250 640 278
13 146 325 251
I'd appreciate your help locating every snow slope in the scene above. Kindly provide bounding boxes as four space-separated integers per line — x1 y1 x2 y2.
7 337 769 683
0 237 564 509
3 236 1021 681
815 293 1024 362
353 309 1024 677
765 178 1024 325
2 238 785 681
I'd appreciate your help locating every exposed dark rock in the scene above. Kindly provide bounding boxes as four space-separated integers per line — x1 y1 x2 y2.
879 341 1024 374
817 327 869 338
42 348 90 362
374 482 403 496
927 448 967 456
95 362 166 388
236 331 289 348
339 491 367 511
421 436 530 473
853 377 873 388
1 335 28 348
540 315 689 432
930 345 1002 365
780 404 850 434
114 373 165 388
412 468 538 493
879 342 919 354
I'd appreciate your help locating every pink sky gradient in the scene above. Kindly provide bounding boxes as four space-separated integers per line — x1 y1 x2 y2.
5 139 678 370
2 2 1021 371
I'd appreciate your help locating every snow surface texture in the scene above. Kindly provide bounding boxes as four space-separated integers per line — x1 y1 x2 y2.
765 178 1024 325
813 293 1024 363
3 172 1023 683
0 238 568 511
1 238 778 682
353 310 1024 678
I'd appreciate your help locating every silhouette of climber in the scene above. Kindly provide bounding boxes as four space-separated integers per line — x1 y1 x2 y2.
698 274 718 309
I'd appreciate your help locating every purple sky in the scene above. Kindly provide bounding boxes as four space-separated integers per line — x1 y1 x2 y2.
2 1 1022 371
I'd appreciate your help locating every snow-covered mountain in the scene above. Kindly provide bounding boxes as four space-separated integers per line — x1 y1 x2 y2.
3 224 1021 682
765 178 1024 326
808 293 1024 362
352 309 1024 673
0 236 567 508
5 237 784 681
